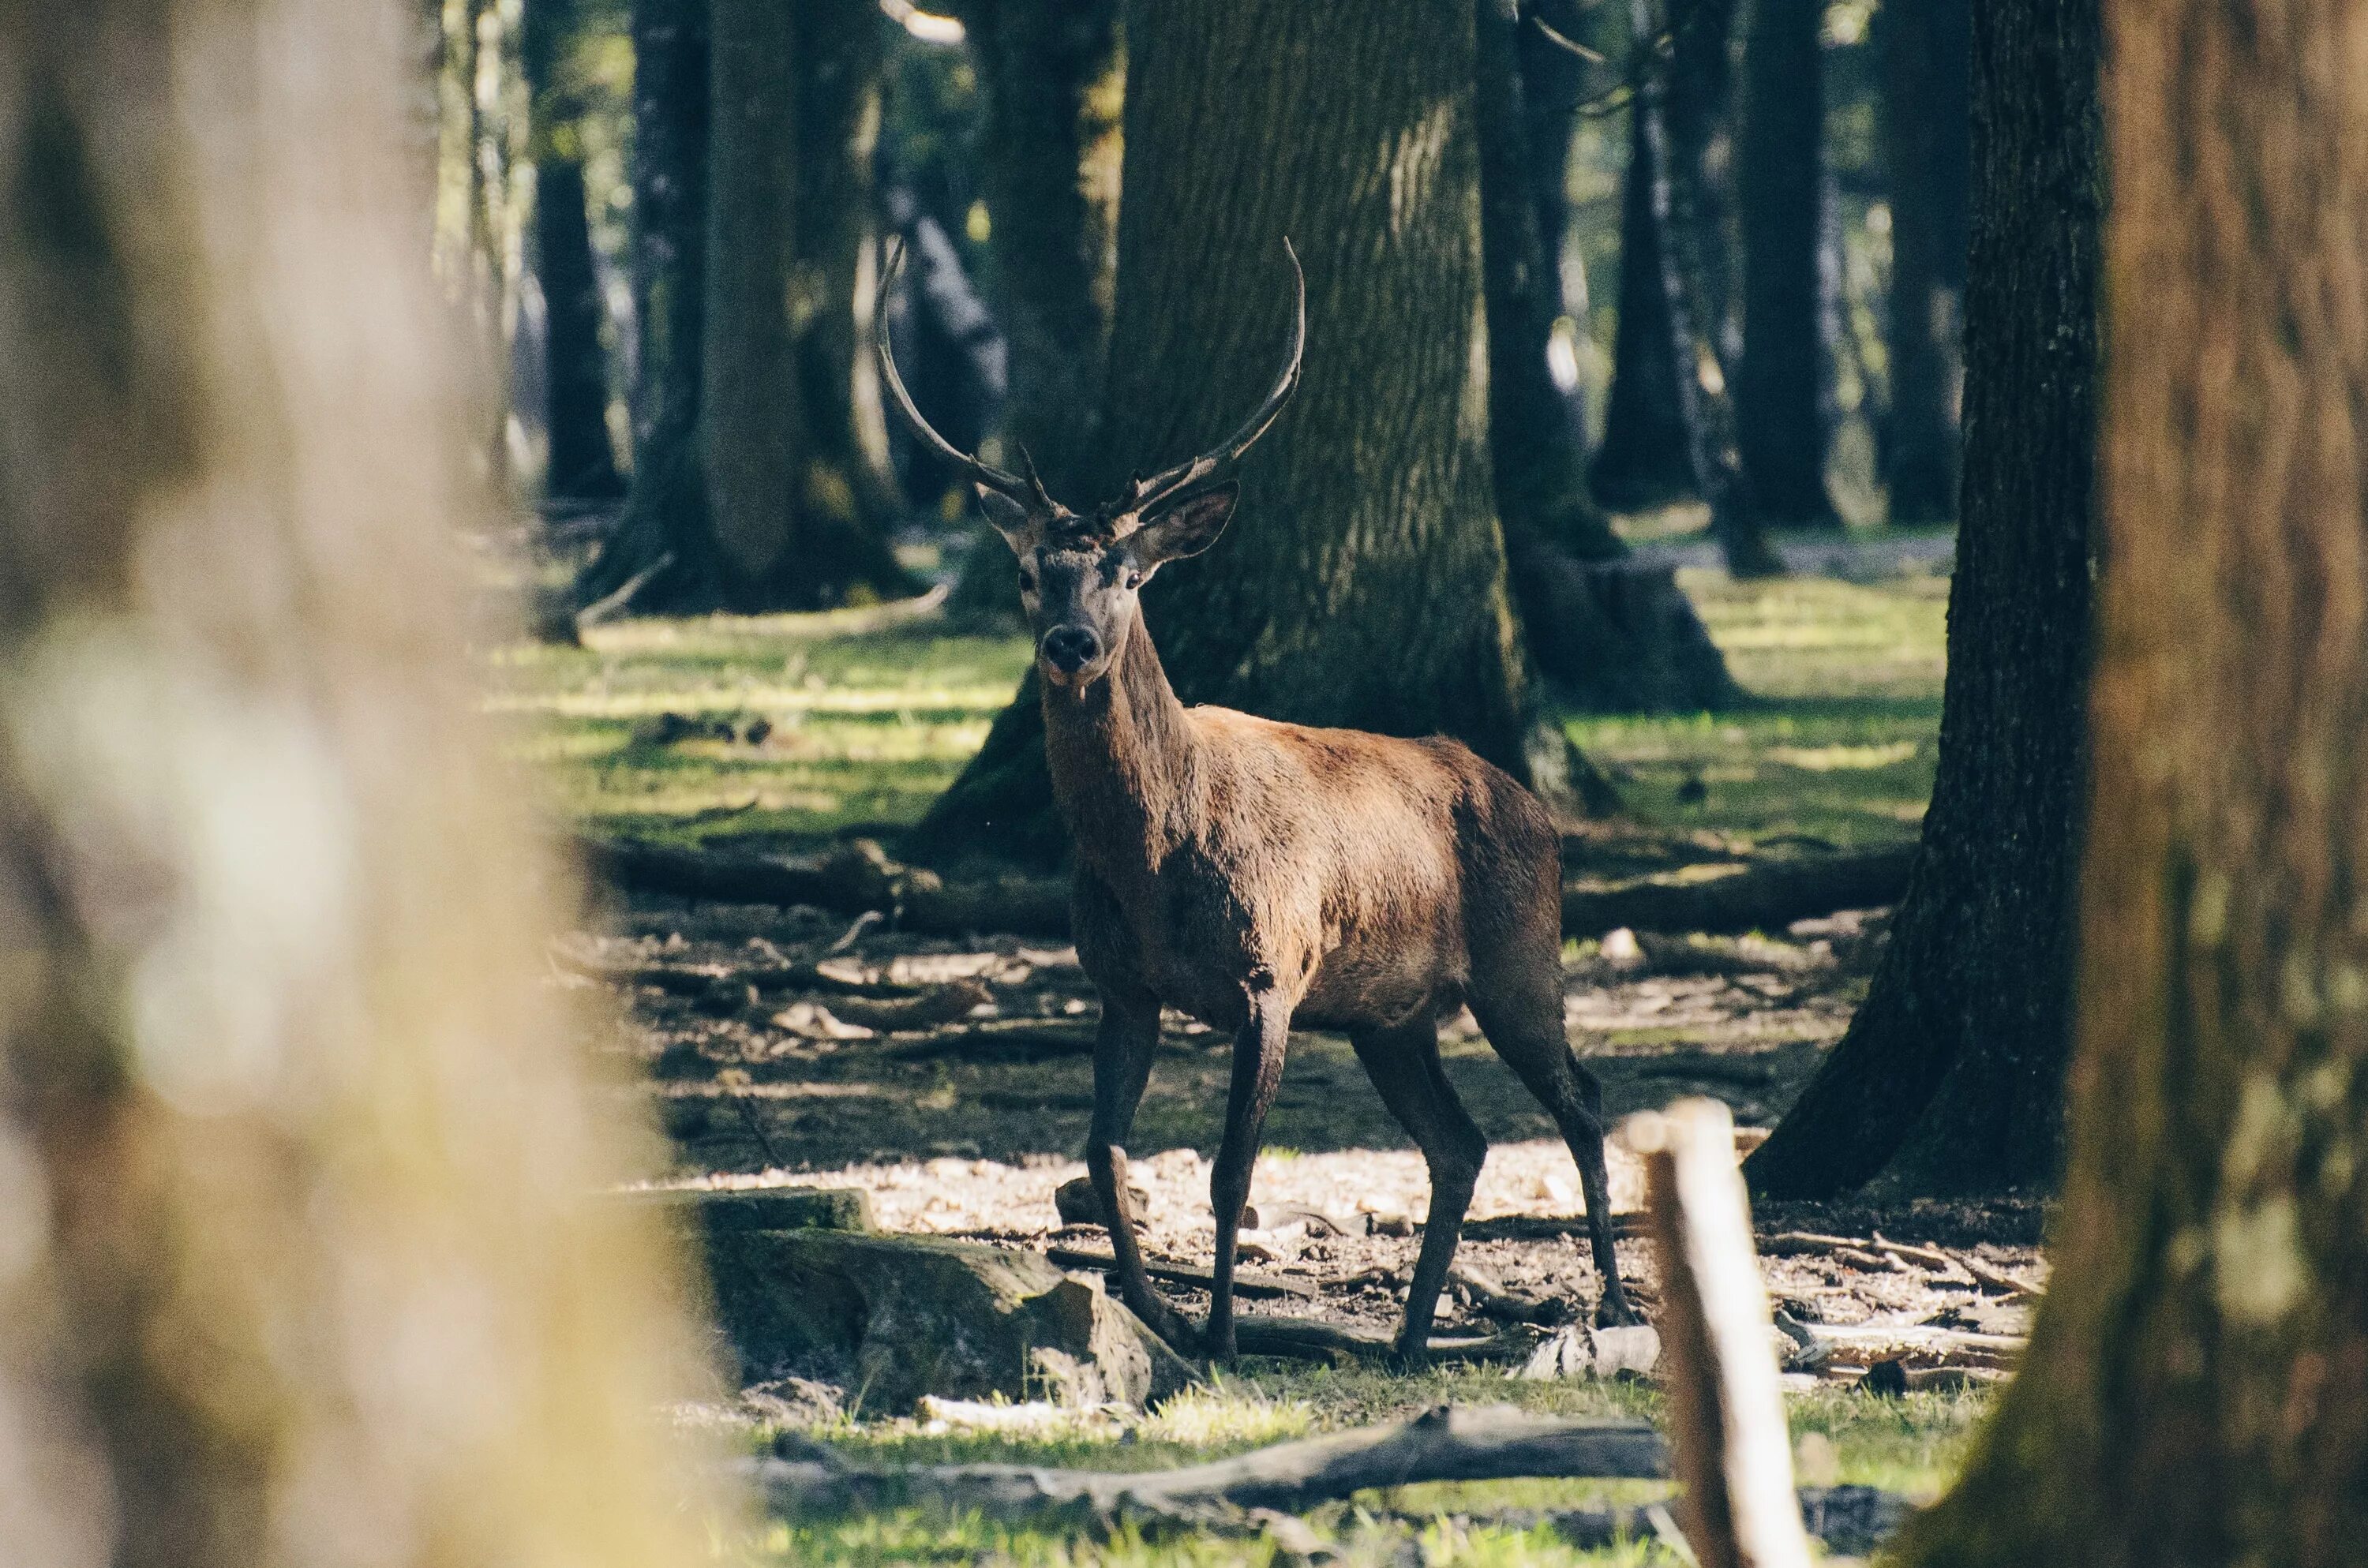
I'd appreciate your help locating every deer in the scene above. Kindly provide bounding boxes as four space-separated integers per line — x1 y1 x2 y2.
875 241 1636 1362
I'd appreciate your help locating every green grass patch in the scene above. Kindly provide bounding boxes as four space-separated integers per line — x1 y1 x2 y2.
496 556 1948 860
747 1365 1988 1565
1568 566 1947 850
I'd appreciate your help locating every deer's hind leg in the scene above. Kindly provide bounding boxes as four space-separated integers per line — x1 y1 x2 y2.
1467 963 1639 1327
1348 1014 1489 1364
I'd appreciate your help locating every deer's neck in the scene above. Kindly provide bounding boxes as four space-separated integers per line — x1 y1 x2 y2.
1041 614 1201 882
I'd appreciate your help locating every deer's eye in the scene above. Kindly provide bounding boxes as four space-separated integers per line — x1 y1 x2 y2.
1017 567 1036 593
1120 567 1143 590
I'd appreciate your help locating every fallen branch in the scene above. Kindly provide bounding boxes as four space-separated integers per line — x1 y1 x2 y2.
578 836 1070 937
1046 1246 1318 1300
747 1404 1667 1531
1564 847 1914 937
1230 1313 1542 1366
890 1020 1101 1063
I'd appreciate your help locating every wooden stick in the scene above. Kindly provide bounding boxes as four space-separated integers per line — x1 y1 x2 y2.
747 1404 1668 1529
1627 1098 1815 1568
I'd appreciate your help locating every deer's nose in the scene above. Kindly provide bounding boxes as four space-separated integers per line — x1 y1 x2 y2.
1041 626 1101 673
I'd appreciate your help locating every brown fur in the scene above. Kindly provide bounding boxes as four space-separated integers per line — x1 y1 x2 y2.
1027 534 1636 1361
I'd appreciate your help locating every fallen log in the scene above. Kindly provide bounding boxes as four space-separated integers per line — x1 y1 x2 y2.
890 1020 1101 1063
578 835 1070 937
1046 1246 1317 1300
1564 847 1914 937
586 835 1908 947
747 1403 1668 1530
1230 1313 1542 1366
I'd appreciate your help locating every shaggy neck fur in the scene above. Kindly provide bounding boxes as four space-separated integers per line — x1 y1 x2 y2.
1040 612 1201 884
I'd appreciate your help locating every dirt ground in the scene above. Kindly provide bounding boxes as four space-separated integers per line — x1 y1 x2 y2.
568 874 2045 1382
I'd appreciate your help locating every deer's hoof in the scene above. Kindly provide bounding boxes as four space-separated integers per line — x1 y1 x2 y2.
1594 1293 1643 1330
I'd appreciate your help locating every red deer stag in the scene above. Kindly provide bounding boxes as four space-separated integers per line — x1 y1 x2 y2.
877 241 1635 1360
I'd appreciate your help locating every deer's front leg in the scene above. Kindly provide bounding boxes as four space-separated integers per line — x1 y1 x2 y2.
1085 986 1194 1351
1204 989 1291 1362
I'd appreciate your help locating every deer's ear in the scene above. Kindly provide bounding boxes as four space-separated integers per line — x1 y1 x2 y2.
976 486 1040 553
1130 484 1238 574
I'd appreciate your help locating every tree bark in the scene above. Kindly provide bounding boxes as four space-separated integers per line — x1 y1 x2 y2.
1733 0 1842 528
913 0 1596 865
0 5 717 1566
1894 0 2368 1559
1744 0 2095 1199
942 0 1122 627
1516 0 1598 447
583 0 709 601
1874 0 1970 523
589 0 919 611
1591 32 1703 515
1477 0 1742 712
524 0 624 500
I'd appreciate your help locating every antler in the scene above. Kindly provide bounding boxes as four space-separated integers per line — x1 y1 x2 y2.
875 240 1038 508
1111 238 1306 523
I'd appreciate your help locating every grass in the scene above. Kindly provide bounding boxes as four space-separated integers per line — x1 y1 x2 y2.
492 549 1948 859
747 1366 1991 1566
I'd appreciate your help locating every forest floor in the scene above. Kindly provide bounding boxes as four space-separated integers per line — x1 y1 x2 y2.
497 527 2037 1564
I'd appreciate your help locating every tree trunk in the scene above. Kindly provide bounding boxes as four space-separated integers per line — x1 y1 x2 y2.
1875 0 1970 523
524 0 624 501
913 0 1598 865
0 5 716 1566
1895 0 2368 1558
943 0 1123 627
580 0 708 602
1733 0 1841 528
794 0 906 535
1516 0 1598 447
1591 43 1703 514
1743 0 2095 1199
1478 0 1743 712
590 0 918 611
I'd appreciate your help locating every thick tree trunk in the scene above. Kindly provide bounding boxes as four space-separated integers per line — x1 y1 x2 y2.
589 0 917 611
943 0 1122 627
914 0 1597 865
579 0 708 603
1591 54 1703 514
1875 0 1970 523
794 0 906 535
0 6 715 1566
1477 0 1742 712
533 159 624 498
523 0 624 502
1733 0 1841 528
1896 0 2368 1559
1744 0 2095 1199
1516 0 1598 447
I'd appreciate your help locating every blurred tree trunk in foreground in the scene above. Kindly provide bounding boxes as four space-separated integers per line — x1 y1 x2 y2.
1896 0 2368 1559
0 4 720 1567
585 0 917 611
1875 0 1970 522
1733 0 1841 527
943 0 1122 626
1477 0 1741 712
916 0 1606 864
1745 0 2095 1199
525 0 626 501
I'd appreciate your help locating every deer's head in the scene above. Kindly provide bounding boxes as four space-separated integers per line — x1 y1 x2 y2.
877 241 1303 692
